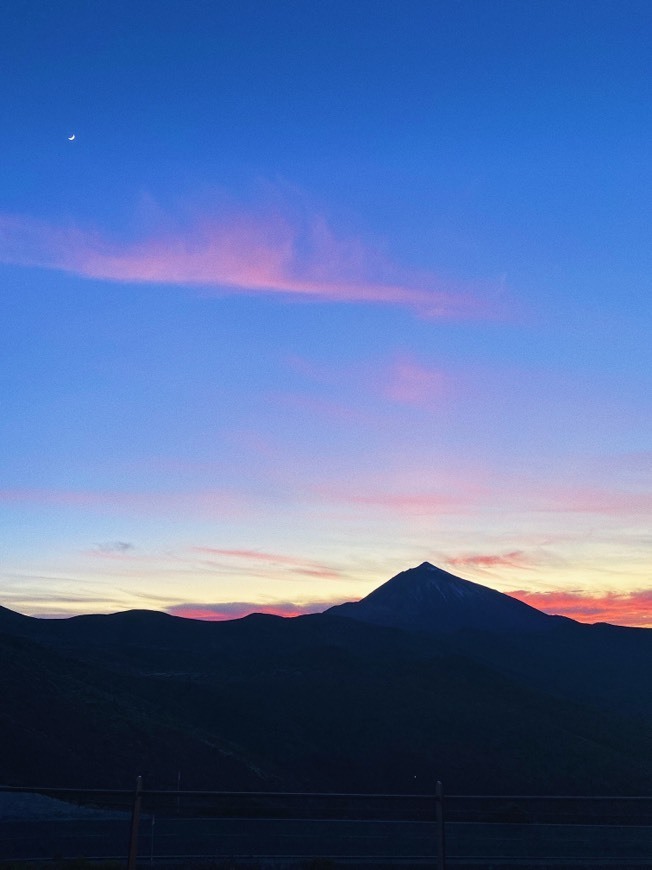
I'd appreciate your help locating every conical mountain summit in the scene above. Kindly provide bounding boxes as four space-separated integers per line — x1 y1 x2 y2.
326 561 558 633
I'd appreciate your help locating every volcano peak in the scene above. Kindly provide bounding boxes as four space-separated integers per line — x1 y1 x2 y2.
326 562 554 634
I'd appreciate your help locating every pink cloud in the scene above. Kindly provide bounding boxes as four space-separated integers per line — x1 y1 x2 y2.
316 479 484 515
383 355 447 407
167 599 341 621
320 490 470 517
0 209 494 317
348 492 459 510
289 567 343 579
510 588 652 628
192 547 341 578
447 551 531 570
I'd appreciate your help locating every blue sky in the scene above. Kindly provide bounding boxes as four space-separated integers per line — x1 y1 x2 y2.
1 0 651 623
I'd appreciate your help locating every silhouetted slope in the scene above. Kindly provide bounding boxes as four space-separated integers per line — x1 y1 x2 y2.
0 630 285 789
327 562 558 633
450 618 652 719
0 605 34 628
1 606 652 793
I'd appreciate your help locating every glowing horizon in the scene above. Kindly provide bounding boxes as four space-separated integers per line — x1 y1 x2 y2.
8 554 652 629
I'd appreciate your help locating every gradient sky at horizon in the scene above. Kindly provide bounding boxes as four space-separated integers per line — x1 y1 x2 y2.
1 0 651 625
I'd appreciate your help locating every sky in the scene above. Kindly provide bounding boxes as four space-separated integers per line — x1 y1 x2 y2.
1 0 651 626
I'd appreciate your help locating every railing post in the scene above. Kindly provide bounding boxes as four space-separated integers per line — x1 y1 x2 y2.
127 775 143 870
436 780 446 870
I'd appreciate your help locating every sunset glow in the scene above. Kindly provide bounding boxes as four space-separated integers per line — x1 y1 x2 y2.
1 2 650 625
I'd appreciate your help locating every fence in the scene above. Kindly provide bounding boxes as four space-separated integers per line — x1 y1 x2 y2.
2 782 652 867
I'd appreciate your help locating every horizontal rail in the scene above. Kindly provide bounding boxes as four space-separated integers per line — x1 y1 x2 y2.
448 795 652 801
2 785 651 800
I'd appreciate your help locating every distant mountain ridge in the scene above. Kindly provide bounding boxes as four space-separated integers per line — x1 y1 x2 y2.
326 561 561 633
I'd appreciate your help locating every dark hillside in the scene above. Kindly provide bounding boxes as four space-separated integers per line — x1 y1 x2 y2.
449 620 652 719
0 631 285 790
3 603 652 793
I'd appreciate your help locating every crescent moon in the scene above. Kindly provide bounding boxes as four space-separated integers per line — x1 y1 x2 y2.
68 134 75 141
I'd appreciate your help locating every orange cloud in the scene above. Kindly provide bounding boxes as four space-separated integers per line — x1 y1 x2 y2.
447 551 531 570
0 209 493 317
510 589 652 628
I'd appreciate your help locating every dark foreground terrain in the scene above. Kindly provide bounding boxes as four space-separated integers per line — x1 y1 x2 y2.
2 563 652 796
3 780 652 867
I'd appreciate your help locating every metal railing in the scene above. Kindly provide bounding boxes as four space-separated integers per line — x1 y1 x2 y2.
2 781 652 868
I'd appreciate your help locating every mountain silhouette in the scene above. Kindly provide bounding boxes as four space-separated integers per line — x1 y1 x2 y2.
327 561 558 633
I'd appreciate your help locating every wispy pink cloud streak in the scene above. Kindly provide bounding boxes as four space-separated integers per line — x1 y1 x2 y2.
193 547 341 578
0 210 493 317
